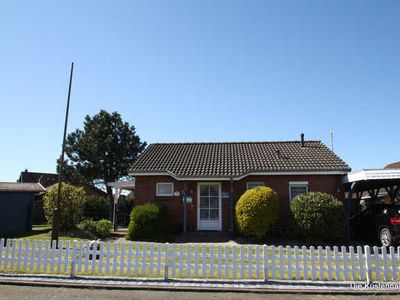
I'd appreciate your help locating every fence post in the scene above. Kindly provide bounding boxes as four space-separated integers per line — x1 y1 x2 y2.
0 238 4 268
70 240 77 278
70 260 76 278
164 243 169 281
364 245 372 284
263 244 268 283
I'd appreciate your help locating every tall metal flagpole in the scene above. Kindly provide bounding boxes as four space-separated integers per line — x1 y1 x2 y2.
51 62 74 242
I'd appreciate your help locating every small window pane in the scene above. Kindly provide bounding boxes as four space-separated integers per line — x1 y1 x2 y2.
200 186 209 196
209 185 219 196
210 209 219 220
157 183 173 196
200 197 209 208
200 209 209 220
290 185 307 200
210 197 219 208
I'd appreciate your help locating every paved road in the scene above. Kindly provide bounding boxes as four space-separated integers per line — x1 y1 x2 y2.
0 285 397 300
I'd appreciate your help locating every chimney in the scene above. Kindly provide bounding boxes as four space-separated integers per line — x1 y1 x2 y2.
301 133 305 147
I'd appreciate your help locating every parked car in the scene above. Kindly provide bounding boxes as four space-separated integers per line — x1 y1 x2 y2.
351 202 400 246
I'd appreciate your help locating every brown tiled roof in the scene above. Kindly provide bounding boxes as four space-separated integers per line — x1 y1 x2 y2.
0 182 46 193
18 171 59 188
130 141 351 178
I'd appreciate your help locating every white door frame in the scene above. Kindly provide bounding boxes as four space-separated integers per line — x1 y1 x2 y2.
197 182 222 231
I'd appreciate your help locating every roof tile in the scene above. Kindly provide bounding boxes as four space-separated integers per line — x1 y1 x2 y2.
130 141 350 177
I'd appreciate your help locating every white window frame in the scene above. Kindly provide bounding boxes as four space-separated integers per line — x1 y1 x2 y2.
246 182 265 190
289 181 309 201
156 182 174 196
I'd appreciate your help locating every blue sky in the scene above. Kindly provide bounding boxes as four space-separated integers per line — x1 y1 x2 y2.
1 0 399 181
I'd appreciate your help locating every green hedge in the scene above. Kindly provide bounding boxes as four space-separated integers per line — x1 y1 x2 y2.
84 195 109 221
126 203 167 241
235 186 280 239
290 192 345 242
78 219 112 239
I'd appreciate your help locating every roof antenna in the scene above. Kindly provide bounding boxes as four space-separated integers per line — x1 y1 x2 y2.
330 126 334 152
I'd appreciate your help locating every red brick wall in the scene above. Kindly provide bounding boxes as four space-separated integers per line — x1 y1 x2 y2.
134 174 344 233
235 175 343 226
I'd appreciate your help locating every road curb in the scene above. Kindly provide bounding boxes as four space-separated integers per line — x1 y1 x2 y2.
0 276 399 295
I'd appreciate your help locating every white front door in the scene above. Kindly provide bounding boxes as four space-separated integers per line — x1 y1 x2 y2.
197 183 221 231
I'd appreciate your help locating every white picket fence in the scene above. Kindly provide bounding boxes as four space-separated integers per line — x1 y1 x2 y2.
0 238 399 282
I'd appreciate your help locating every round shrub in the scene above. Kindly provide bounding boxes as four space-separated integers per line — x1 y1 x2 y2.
77 219 97 234
94 219 112 238
235 186 280 239
290 192 345 242
126 203 167 241
43 183 86 231
78 219 112 239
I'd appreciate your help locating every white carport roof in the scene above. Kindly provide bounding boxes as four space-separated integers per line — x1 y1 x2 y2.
343 169 400 194
106 180 135 191
342 168 400 240
343 169 400 183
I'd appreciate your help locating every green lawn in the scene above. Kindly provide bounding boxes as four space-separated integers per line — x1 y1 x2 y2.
1 225 90 242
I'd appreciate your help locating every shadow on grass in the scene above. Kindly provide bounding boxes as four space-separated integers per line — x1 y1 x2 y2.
165 232 382 248
1 226 51 240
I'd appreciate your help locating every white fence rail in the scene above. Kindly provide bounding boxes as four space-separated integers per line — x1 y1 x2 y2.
0 238 399 281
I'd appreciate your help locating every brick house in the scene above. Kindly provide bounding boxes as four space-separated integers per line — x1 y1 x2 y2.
130 137 351 233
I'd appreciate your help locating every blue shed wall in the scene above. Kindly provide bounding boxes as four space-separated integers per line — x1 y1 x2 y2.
0 192 33 235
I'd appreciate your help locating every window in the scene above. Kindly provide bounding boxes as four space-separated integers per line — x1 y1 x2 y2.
289 181 308 201
156 182 174 196
246 182 265 190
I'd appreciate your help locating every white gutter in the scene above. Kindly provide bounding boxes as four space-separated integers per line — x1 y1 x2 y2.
130 170 348 181
37 182 47 191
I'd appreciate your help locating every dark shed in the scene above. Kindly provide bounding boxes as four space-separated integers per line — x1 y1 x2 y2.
0 182 46 235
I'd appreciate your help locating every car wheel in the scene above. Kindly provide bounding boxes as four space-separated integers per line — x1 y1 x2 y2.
380 228 393 247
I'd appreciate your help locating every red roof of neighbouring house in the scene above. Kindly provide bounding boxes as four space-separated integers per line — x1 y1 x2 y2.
384 161 400 169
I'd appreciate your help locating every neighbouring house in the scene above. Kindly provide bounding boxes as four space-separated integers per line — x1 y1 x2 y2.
17 170 59 224
384 161 400 170
18 169 59 188
129 135 351 233
0 182 46 235
17 169 108 223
